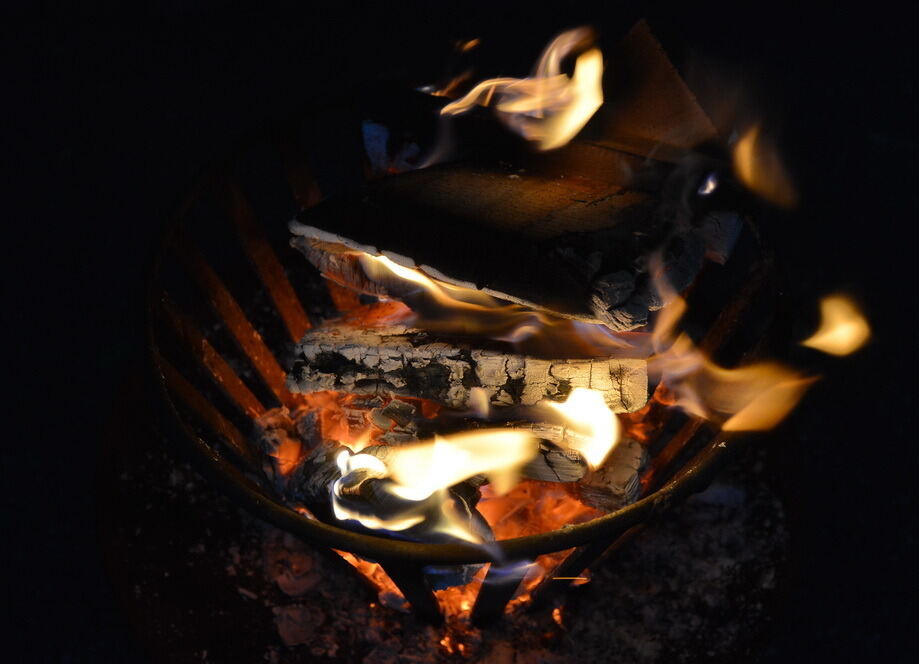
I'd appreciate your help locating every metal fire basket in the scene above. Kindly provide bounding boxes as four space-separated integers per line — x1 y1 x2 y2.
147 101 773 626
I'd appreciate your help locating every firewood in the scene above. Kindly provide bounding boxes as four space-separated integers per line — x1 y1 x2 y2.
286 324 648 412
573 438 648 512
289 156 710 332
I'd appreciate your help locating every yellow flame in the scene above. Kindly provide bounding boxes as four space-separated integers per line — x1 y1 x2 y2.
387 430 537 500
733 124 798 208
801 295 870 356
356 251 639 357
543 388 620 468
440 27 603 150
332 430 538 543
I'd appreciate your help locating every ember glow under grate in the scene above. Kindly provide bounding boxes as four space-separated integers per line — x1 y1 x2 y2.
147 20 868 647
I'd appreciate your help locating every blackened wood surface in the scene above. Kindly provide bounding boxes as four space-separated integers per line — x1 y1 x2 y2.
290 159 678 324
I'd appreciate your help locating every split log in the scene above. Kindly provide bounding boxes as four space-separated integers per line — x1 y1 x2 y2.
287 324 648 413
290 171 707 332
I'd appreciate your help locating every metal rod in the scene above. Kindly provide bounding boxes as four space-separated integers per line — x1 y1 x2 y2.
157 297 266 420
470 562 529 626
226 184 312 342
529 526 642 610
378 562 443 625
156 352 259 468
170 230 298 408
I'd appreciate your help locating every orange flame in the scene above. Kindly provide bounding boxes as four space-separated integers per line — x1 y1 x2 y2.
358 252 642 358
801 295 870 356
440 27 603 150
733 124 798 208
648 260 814 431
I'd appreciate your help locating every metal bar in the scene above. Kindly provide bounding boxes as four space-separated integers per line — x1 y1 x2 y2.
378 561 443 624
529 526 642 611
226 185 312 342
157 353 259 468
170 231 298 408
157 297 266 420
470 562 529 626
642 419 704 491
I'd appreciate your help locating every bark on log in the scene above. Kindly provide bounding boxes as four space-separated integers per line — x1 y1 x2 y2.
287 324 648 412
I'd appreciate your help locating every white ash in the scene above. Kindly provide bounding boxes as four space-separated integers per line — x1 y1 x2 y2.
287 324 648 412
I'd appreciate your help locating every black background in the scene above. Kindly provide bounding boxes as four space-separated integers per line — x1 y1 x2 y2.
6 2 918 661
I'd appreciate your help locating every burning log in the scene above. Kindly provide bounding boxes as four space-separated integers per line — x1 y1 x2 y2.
286 324 648 412
289 159 709 332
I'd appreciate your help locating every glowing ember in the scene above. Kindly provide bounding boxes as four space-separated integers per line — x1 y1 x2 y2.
440 27 604 150
552 606 564 626
334 550 406 610
801 294 870 356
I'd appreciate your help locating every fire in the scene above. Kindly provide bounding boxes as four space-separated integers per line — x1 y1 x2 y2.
801 294 870 356
386 431 538 500
543 387 621 468
332 429 538 543
440 27 604 150
356 250 642 358
647 271 815 431
733 124 798 208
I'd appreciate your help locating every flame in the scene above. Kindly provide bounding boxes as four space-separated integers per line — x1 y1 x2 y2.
459 38 480 53
331 430 538 543
733 124 798 208
647 260 814 431
357 251 642 358
440 27 603 150
801 295 870 356
388 431 537 499
543 388 620 468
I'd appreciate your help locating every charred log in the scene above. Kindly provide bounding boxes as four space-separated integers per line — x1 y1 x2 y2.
286 324 648 412
289 152 715 332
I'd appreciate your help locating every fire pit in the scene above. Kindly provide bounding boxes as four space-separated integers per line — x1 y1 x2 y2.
145 21 866 649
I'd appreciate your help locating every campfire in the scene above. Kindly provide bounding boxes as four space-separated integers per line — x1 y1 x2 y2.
149 19 869 658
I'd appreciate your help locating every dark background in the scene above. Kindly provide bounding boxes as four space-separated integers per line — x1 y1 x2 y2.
6 2 918 661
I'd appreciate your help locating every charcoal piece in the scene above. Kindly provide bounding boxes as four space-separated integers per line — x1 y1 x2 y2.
520 441 588 483
589 228 705 330
286 324 648 412
701 210 744 265
574 438 648 512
